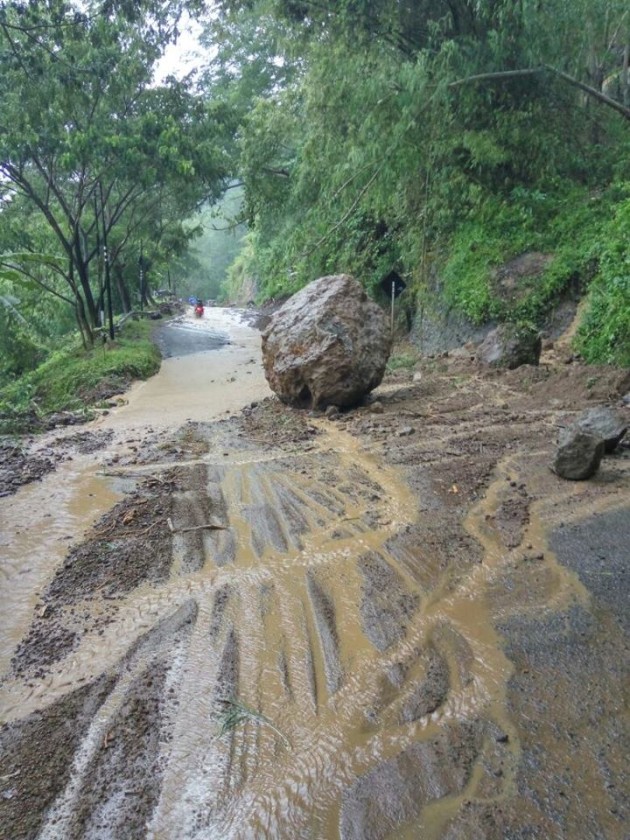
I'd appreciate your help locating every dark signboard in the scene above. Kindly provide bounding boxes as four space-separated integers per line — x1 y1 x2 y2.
380 271 406 298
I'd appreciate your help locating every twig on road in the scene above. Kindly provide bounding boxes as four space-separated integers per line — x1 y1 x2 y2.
167 517 228 534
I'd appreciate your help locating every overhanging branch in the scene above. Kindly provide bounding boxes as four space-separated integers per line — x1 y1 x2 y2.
449 65 630 121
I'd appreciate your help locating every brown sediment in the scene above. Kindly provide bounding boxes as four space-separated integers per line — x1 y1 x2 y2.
0 314 628 839
0 674 115 840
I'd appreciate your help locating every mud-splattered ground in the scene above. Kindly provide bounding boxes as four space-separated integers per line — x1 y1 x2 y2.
1 344 629 840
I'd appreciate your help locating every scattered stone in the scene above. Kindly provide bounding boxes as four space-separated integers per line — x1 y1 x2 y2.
397 426 415 437
0 442 58 497
476 323 542 370
553 428 605 480
45 411 87 430
412 371 422 383
261 274 392 408
369 401 384 415
575 405 627 452
325 405 341 420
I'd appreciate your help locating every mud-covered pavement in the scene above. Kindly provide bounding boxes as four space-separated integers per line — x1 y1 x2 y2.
1 309 629 839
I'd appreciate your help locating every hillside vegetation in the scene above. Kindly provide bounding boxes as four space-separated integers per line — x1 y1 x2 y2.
211 0 629 365
0 0 628 400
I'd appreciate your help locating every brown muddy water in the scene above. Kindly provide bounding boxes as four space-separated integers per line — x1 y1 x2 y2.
1 311 628 839
0 309 270 678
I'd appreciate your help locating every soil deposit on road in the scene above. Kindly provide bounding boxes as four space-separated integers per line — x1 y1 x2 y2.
0 317 628 839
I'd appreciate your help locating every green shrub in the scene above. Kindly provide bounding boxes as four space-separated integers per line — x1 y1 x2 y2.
439 185 622 334
0 320 160 431
575 195 630 366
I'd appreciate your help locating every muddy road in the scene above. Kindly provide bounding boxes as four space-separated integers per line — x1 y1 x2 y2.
1 309 628 839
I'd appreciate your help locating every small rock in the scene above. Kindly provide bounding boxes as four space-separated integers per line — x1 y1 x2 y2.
369 401 384 414
575 405 627 452
412 371 422 383
325 405 340 420
397 426 415 437
553 428 605 480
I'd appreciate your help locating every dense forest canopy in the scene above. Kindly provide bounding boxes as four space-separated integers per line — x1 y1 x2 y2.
217 0 629 363
1 0 629 383
0 0 232 365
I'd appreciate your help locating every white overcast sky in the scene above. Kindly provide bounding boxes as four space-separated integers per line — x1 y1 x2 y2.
153 12 207 83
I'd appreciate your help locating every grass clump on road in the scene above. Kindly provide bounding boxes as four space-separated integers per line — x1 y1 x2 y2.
0 320 161 433
215 698 290 747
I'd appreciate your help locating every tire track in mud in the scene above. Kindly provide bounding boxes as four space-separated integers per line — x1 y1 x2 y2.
1 393 628 839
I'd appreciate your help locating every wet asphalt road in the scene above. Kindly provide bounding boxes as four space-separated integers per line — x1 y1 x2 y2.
152 316 229 359
492 504 630 838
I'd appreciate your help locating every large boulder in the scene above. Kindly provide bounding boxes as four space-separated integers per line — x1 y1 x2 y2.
261 274 391 409
476 323 541 369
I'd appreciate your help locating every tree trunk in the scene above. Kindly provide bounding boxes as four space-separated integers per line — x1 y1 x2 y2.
114 263 132 313
75 295 94 348
73 231 98 329
140 269 150 309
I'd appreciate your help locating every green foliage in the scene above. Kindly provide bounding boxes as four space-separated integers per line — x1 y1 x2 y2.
0 1 233 343
0 320 160 431
170 190 248 301
575 194 630 366
0 317 47 381
436 181 630 368
438 185 616 324
210 0 629 368
215 698 289 746
2 0 628 371
387 352 419 371
223 232 260 303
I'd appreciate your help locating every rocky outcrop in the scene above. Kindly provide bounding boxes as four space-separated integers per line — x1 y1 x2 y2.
575 405 627 452
261 274 391 408
491 251 554 304
476 323 542 369
552 427 605 480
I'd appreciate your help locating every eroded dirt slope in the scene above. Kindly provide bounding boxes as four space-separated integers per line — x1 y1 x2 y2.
1 352 629 839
